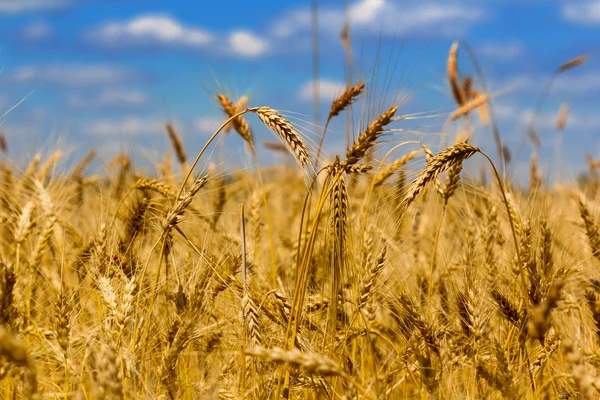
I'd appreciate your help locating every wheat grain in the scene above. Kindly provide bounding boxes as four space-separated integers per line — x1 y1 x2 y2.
252 106 311 169
37 151 62 180
449 93 489 121
246 347 346 378
373 151 420 187
448 42 465 106
166 123 187 165
328 82 365 120
557 55 587 73
344 105 398 168
404 142 479 208
218 94 254 149
557 103 569 132
579 195 600 261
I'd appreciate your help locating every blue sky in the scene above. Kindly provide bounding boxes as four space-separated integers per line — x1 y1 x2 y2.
0 0 599 179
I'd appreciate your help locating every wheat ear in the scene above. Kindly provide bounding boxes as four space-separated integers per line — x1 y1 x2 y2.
328 82 365 120
217 94 254 149
251 106 311 170
449 93 489 121
556 103 569 132
373 151 420 187
165 123 187 165
557 55 587 73
344 105 398 168
448 41 465 106
404 142 479 208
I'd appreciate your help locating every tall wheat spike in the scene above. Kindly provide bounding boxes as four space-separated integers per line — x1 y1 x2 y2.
344 105 398 168
405 143 479 208
373 151 420 187
251 106 311 170
448 41 466 106
217 94 254 149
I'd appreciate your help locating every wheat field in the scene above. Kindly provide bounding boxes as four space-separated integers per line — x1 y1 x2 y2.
0 42 598 400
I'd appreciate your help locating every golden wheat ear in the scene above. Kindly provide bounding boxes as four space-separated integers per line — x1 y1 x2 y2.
556 103 569 132
217 93 254 149
557 55 586 73
328 82 365 120
404 142 479 208
0 133 7 153
165 123 187 166
373 151 420 187
251 106 312 170
343 105 398 169
448 41 465 106
449 93 489 121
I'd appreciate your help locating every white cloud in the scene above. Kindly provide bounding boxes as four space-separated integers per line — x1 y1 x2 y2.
228 31 269 57
87 14 270 58
493 103 518 119
298 79 346 102
0 0 68 13
195 116 222 134
66 89 150 109
552 73 600 94
479 42 524 59
7 65 136 87
350 0 386 24
21 22 54 41
563 1 600 23
87 117 165 136
85 14 214 48
519 109 600 131
498 72 600 96
272 0 485 39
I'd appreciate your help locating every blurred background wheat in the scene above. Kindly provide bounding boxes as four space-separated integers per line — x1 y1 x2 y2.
0 1 599 399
